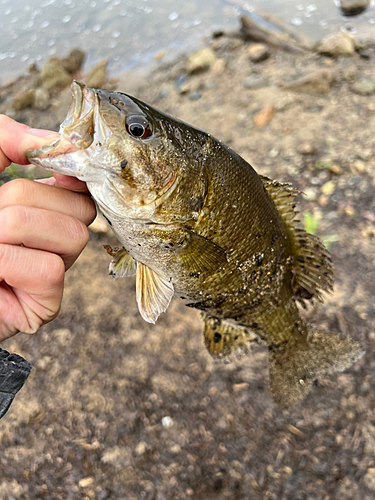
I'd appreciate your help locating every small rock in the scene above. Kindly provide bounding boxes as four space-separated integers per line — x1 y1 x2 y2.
211 58 226 75
329 164 343 175
242 75 268 89
352 160 367 173
34 87 51 111
345 205 355 216
351 79 375 96
170 444 181 454
248 43 269 63
179 83 192 95
13 89 35 110
101 446 132 468
135 441 147 456
187 48 216 74
321 180 335 195
78 477 94 488
154 50 166 61
87 60 108 88
339 0 371 16
253 106 275 128
61 49 85 74
318 194 329 206
303 187 317 201
363 471 375 491
189 91 201 101
297 142 316 155
316 32 356 58
283 68 336 94
358 49 371 59
161 416 173 428
40 58 73 91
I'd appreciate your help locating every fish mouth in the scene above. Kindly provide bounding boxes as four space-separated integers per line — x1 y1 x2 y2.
26 81 99 177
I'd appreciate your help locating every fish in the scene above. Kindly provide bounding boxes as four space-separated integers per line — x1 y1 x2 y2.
26 81 364 407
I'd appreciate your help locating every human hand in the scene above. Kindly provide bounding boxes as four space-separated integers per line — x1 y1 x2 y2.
0 115 96 342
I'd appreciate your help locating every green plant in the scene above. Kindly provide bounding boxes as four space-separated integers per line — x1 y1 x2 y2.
303 212 338 250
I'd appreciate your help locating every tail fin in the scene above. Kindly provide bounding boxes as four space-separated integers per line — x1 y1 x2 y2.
269 326 364 407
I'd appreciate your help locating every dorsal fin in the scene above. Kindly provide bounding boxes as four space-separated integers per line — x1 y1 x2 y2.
260 176 334 305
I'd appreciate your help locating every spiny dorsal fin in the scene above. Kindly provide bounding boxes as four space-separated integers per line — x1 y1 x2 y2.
136 263 174 324
260 175 299 228
104 245 137 278
204 316 258 359
176 230 228 276
260 176 334 304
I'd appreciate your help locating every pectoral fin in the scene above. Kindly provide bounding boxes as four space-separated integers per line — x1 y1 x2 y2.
136 263 174 324
176 230 228 276
104 245 137 278
204 316 257 359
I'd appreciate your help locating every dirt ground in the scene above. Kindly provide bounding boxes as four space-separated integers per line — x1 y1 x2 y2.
1 21 375 500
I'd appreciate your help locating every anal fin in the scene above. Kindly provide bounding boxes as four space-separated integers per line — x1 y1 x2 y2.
204 316 258 359
136 263 174 324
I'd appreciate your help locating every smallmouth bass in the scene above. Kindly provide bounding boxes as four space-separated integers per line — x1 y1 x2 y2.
27 81 364 407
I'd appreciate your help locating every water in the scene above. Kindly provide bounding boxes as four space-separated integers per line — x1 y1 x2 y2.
0 0 374 86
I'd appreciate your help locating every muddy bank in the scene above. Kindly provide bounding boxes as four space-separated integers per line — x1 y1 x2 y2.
1 15 375 500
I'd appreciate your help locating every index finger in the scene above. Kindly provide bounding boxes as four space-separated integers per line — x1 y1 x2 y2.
0 115 88 193
0 115 59 172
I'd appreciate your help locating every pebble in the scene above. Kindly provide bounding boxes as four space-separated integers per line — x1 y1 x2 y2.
87 60 108 88
211 58 226 75
352 160 367 173
189 91 201 101
34 87 51 111
248 43 269 63
339 0 371 16
329 164 343 175
316 33 356 58
363 470 375 491
161 416 173 428
283 68 336 95
351 79 375 96
321 180 335 195
78 477 94 488
135 441 147 456
13 89 35 110
318 194 329 206
187 48 216 74
242 75 268 89
253 106 275 128
303 187 317 201
345 206 355 216
297 142 316 155
41 59 72 92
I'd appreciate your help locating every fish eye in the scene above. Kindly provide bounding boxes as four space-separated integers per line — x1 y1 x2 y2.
125 116 152 139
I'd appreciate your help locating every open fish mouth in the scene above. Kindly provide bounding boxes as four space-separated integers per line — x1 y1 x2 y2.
26 81 101 178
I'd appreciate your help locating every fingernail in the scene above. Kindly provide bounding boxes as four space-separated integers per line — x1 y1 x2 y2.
28 128 60 138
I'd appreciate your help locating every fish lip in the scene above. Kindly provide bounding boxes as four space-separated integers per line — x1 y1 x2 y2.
26 81 87 164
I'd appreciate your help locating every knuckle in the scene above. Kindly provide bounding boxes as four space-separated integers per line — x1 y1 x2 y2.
0 205 27 236
0 178 33 209
41 253 66 286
